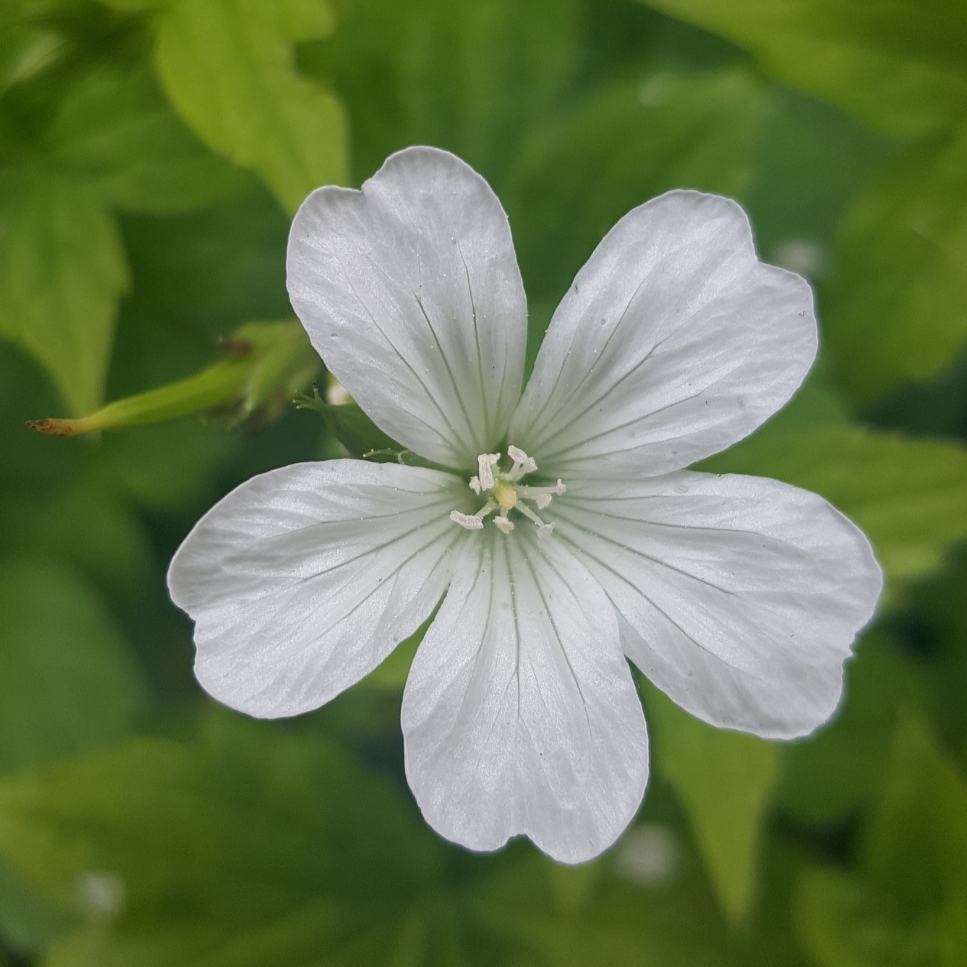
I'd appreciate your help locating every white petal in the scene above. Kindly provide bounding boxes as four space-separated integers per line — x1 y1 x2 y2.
168 461 466 718
510 191 817 478
552 473 882 738
287 146 527 469
401 528 648 863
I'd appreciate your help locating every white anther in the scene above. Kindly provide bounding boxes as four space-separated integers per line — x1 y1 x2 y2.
450 510 484 530
517 479 566 510
517 502 552 536
494 515 514 534
537 522 555 539
469 476 481 494
477 453 499 491
506 445 538 482
450 499 497 531
507 445 538 476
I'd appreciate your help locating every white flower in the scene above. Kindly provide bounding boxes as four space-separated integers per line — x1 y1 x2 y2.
168 147 882 863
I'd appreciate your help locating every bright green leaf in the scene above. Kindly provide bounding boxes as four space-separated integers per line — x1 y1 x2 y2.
153 0 348 212
823 127 967 402
643 683 779 921
0 168 128 415
639 0 967 139
0 560 146 777
505 67 769 302
47 65 250 215
701 423 967 586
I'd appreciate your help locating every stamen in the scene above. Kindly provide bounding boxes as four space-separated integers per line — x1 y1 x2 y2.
494 509 514 533
452 448 563 538
518 479 566 510
477 453 499 491
450 498 497 531
516 502 555 539
449 511 483 530
506 445 538 481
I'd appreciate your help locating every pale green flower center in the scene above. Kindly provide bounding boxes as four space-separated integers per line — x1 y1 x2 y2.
450 446 565 538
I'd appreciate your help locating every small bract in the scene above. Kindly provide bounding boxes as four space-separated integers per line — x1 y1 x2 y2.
168 147 882 863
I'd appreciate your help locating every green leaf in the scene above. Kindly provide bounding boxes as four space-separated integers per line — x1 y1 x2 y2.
0 168 128 415
505 67 769 303
701 423 967 586
309 400 402 459
643 682 779 920
100 420 239 512
775 632 925 825
47 65 251 215
321 0 579 187
393 0 578 184
823 127 967 402
797 868 940 967
638 0 967 139
795 722 967 967
864 721 967 907
0 716 441 967
0 474 152 598
153 0 348 212
940 895 967 967
0 560 146 777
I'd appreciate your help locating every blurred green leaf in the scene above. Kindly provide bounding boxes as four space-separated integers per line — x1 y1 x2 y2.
0 559 146 776
0 716 441 967
321 0 578 186
638 0 967 139
0 474 152 598
775 632 925 825
0 857 73 955
476 847 746 967
822 127 967 402
797 868 939 967
100 420 238 512
796 721 967 967
117 185 291 344
393 0 578 184
505 67 769 303
940 895 967 967
643 684 778 921
47 64 250 215
152 0 348 212
0 168 128 415
701 424 967 586
864 721 967 907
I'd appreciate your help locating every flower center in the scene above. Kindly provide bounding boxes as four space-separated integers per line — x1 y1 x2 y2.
450 445 565 538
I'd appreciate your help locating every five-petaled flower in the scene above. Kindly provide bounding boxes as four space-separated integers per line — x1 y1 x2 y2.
169 147 882 863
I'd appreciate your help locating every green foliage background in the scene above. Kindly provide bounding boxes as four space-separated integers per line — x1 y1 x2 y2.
1 0 966 963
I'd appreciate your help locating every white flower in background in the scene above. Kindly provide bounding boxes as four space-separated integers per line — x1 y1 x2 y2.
168 147 882 863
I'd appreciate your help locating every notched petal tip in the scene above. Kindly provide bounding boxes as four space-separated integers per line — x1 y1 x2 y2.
511 189 819 478
286 146 527 470
402 531 649 863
